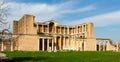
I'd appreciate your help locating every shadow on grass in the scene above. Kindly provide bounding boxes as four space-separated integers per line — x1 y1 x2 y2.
12 56 51 62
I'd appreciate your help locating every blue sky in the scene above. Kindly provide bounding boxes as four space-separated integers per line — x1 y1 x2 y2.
1 0 120 42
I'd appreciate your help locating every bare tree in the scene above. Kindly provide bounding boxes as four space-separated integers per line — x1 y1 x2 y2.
0 1 9 30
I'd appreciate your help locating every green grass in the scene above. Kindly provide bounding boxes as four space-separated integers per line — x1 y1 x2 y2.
3 51 120 62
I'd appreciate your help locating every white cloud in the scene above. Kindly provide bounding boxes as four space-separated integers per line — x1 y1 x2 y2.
68 11 120 27
6 1 95 24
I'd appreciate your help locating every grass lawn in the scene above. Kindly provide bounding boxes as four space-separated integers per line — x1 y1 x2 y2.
3 51 120 62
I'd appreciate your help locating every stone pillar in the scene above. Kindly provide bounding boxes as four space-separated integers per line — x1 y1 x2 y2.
63 37 65 49
85 24 86 32
72 37 74 50
60 27 61 34
73 28 74 34
82 25 84 32
52 39 54 51
64 27 65 34
11 41 13 51
68 37 70 50
1 41 3 51
73 36 75 50
75 28 76 34
67 27 69 34
78 26 79 34
117 43 119 52
70 37 72 49
54 37 57 51
42 25 44 32
73 28 76 34
47 39 49 51
99 42 101 51
67 37 69 49
42 38 44 51
55 26 56 34
59 37 61 50
47 25 49 33
82 39 85 51
76 41 78 51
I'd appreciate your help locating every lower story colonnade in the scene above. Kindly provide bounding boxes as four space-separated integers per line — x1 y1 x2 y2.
39 36 84 51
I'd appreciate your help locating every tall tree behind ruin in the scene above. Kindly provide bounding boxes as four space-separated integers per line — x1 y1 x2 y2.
0 1 9 30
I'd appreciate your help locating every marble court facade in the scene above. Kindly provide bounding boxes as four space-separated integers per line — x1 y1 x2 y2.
9 14 118 51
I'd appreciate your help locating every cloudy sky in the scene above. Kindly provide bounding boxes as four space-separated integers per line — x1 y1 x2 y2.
1 0 120 42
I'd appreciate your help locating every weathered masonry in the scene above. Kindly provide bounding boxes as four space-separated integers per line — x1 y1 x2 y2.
9 14 119 51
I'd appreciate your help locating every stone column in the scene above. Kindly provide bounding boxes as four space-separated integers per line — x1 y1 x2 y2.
72 28 74 34
73 28 74 34
42 25 44 32
67 27 69 34
11 41 13 51
54 37 57 51
55 26 56 34
99 42 101 51
69 37 71 50
68 37 70 50
63 37 65 49
66 38 68 49
52 39 54 51
42 38 44 51
75 36 78 50
72 37 74 50
47 39 49 51
82 25 84 32
59 37 61 50
78 26 79 34
117 43 119 52
85 24 86 32
64 27 65 34
1 41 3 51
47 25 49 33
60 27 61 34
